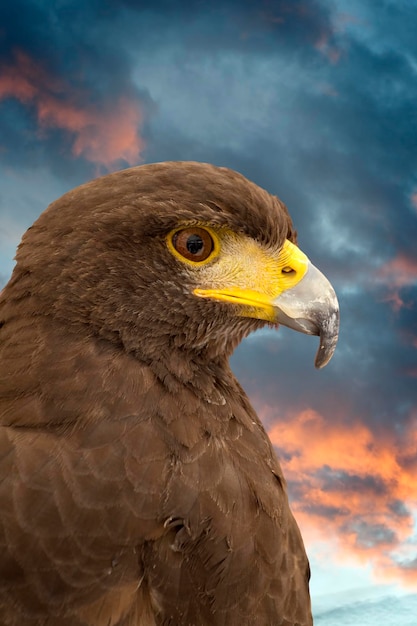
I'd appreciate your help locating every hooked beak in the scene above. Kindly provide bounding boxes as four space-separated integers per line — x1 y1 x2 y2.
272 261 339 368
193 238 339 368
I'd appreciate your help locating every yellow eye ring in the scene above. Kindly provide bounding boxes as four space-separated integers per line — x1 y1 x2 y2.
166 226 220 266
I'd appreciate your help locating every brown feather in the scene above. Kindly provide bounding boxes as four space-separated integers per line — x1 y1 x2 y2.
0 162 311 625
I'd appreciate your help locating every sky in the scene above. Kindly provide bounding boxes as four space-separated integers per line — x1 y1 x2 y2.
1 0 417 622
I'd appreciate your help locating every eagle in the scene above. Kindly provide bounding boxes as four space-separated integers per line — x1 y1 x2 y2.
0 162 339 626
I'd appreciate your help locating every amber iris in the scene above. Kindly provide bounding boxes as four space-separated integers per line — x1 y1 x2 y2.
172 227 214 262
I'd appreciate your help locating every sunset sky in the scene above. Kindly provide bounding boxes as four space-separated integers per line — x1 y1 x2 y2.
1 0 417 623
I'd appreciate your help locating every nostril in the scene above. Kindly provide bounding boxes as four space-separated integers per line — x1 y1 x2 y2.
282 267 296 275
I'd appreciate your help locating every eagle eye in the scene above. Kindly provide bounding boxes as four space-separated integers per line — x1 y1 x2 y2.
172 227 214 263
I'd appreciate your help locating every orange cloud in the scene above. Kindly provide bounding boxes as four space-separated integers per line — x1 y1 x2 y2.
0 51 144 168
264 406 417 587
378 255 417 287
376 253 417 311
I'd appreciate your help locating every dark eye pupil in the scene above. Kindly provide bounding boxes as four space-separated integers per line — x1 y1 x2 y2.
171 227 214 262
186 234 204 255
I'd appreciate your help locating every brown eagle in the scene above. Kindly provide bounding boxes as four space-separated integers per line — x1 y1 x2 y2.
0 162 339 626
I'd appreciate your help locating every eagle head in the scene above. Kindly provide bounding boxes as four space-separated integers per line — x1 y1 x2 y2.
10 161 339 375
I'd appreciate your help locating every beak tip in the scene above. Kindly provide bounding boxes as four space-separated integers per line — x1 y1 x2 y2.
314 312 340 369
314 347 333 369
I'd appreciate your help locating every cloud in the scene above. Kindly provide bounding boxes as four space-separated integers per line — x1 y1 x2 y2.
314 31 342 64
376 253 417 311
378 255 417 288
112 0 334 56
314 591 417 626
265 406 417 586
0 51 144 168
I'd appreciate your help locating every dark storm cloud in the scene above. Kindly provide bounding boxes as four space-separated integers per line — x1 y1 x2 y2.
350 520 397 549
317 468 388 497
0 0 154 176
225 4 417 452
0 0 333 88
105 0 333 55
302 502 351 519
388 499 410 519
0 0 333 179
1 0 133 85
244 39 417 279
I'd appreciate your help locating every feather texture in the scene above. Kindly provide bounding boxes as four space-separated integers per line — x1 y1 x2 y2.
0 162 312 625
